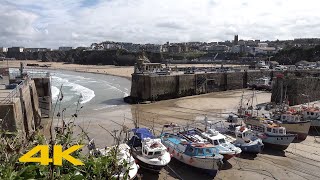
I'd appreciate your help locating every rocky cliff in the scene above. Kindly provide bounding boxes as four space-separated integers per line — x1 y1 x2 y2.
6 49 164 66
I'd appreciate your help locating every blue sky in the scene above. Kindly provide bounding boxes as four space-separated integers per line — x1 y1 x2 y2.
1 0 320 48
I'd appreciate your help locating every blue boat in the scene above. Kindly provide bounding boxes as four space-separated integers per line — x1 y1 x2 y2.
233 126 264 153
160 128 223 172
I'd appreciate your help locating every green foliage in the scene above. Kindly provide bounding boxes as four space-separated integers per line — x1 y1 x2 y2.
0 91 130 180
0 127 130 179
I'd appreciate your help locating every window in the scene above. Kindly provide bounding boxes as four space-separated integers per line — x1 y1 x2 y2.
213 140 219 145
154 151 161 156
148 152 153 156
188 147 194 153
273 129 277 133
307 112 310 115
237 134 242 138
143 148 147 155
267 128 272 132
219 139 226 144
279 129 284 134
198 148 204 155
311 112 314 116
205 149 212 154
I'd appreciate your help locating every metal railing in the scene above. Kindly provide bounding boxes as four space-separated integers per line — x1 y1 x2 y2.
0 77 30 104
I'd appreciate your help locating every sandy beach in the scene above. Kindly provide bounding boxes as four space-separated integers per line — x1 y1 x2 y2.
2 60 320 180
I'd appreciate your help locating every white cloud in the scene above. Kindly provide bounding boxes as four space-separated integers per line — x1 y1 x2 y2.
1 0 320 48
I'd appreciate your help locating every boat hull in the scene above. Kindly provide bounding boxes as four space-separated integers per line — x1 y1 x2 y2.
135 158 166 172
280 121 311 141
131 152 170 173
235 143 264 154
310 119 320 129
262 134 295 150
166 147 222 171
222 154 235 160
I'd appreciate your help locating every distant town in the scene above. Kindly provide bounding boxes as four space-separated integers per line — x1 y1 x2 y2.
1 36 320 55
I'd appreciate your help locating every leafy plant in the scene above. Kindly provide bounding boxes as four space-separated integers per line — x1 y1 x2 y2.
0 88 131 180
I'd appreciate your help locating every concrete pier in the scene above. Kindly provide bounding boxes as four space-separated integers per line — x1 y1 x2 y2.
127 69 320 103
0 69 51 138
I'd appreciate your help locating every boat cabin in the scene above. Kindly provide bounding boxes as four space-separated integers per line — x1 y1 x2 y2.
141 138 166 158
202 129 227 146
235 126 255 139
247 120 287 135
302 108 320 120
280 113 301 122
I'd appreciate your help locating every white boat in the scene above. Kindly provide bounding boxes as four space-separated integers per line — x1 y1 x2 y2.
245 117 296 150
128 128 171 172
300 107 320 129
199 128 242 160
90 144 139 180
276 112 311 140
233 126 264 153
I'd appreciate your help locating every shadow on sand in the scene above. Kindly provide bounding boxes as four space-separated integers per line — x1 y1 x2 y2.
138 158 217 180
238 153 258 160
260 148 286 157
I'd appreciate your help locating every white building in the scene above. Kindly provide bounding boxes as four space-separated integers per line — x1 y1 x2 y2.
0 47 8 53
258 43 268 48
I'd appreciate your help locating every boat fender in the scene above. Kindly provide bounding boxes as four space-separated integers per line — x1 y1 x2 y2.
189 157 194 164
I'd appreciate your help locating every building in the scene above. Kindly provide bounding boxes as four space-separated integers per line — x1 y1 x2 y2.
253 47 277 55
24 48 49 52
258 43 268 48
58 47 73 51
0 47 8 53
234 35 239 45
8 47 24 53
168 45 181 53
207 45 229 52
144 44 163 53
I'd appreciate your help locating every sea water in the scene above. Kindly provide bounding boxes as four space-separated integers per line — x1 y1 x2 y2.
10 68 131 116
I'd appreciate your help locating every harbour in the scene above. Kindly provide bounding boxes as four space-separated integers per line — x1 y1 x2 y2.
1 61 320 180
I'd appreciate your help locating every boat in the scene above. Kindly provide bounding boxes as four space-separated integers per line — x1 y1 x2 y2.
197 128 242 160
300 106 320 130
233 126 264 153
127 128 171 172
201 117 242 160
90 143 139 180
160 125 223 173
244 117 296 150
272 110 311 140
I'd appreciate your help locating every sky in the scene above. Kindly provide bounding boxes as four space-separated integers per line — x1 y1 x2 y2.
1 0 320 48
